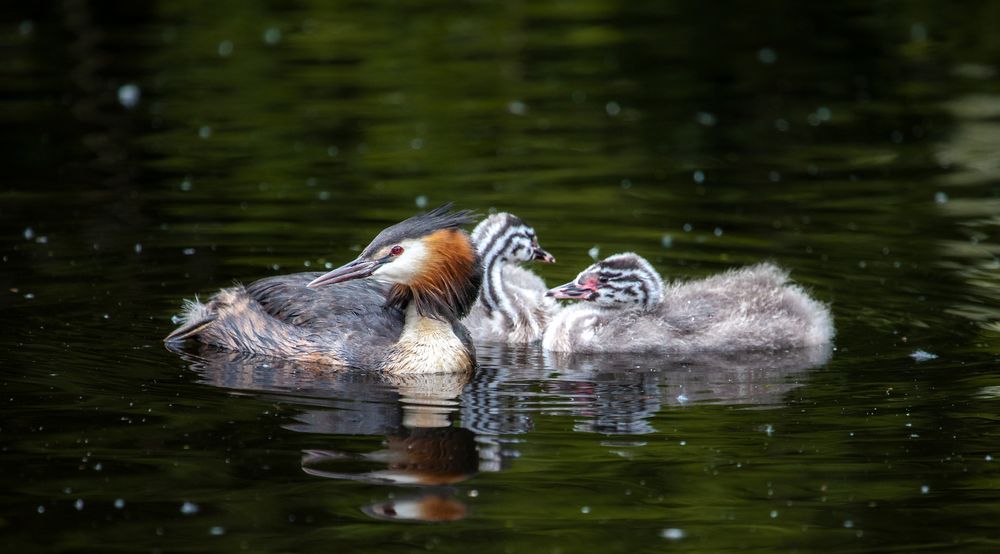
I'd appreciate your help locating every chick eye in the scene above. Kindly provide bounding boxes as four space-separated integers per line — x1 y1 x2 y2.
390 245 404 256
598 277 609 284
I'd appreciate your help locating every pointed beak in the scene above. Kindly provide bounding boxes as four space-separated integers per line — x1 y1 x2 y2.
546 281 598 301
307 257 383 288
533 246 556 264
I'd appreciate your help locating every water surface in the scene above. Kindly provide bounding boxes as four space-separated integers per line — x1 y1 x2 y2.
3 1 1000 552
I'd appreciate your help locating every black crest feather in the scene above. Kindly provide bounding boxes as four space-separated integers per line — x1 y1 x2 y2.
361 203 478 258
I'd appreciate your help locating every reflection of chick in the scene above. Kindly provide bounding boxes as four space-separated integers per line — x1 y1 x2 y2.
544 253 834 353
301 427 480 486
364 494 468 522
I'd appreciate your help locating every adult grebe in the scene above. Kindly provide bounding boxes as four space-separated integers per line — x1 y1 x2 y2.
462 212 559 343
165 205 482 373
542 253 833 353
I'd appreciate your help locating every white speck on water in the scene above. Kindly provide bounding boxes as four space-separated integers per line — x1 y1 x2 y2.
713 227 724 237
843 519 854 529
693 170 705 183
679 440 687 446
588 246 600 260
198 126 212 139
920 485 930 494
660 528 685 540
910 350 938 362
676 393 688 403
271 264 280 271
605 101 621 116
35 235 48 244
263 27 282 45
774 119 789 132
683 223 693 232
303 260 311 267
661 234 673 248
74 499 85 511
507 100 527 115
180 501 200 515
134 243 142 254
93 463 102 471
409 138 424 150
757 47 777 64
37 505 45 514
911 22 928 42
183 248 196 256
24 293 35 300
24 227 34 240
769 170 781 182
695 111 717 126
318 191 331 201
986 455 993 462
324 262 333 269
327 145 339 157
117 83 141 109
764 424 774 437
770 510 778 519
210 526 226 536
218 40 234 57
20 20 35 36
580 506 591 514
415 195 428 208
934 191 949 204
468 489 479 498
621 178 632 189
180 178 193 191
114 498 125 509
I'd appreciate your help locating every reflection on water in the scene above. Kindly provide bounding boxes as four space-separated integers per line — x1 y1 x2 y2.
174 340 830 521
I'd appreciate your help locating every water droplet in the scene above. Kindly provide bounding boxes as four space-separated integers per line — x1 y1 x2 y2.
695 112 716 126
910 350 938 362
74 499 85 511
134 243 143 254
19 20 34 37
210 526 226 536
327 145 339 157
23 227 34 240
843 519 854 528
117 83 141 109
713 227 723 237
218 40 234 57
934 191 949 204
757 47 777 64
682 223 693 233
660 235 673 248
660 528 685 540
605 101 621 116
263 27 282 45
588 246 600 260
37 505 45 514
409 138 424 150
580 506 591 514
693 170 705 184
770 510 778 519
182 248 196 256
198 126 212 139
114 498 125 509
507 100 526 115
180 501 200 515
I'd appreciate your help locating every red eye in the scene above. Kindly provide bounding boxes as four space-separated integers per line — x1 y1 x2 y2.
390 245 404 256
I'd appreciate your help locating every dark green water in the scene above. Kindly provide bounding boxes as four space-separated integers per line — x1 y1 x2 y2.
4 1 1000 552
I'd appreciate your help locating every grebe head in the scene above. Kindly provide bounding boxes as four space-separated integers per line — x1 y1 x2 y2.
308 204 482 319
546 252 664 311
471 212 555 264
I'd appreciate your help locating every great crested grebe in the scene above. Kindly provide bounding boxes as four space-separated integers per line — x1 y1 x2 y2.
164 205 482 373
462 212 559 343
542 253 834 353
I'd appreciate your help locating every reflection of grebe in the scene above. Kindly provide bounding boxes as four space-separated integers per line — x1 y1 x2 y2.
544 253 834 353
463 213 558 343
165 205 482 373
364 494 468 522
302 426 480 485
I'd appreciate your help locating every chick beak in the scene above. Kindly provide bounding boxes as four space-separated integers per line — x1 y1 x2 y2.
546 281 598 301
307 257 383 288
533 246 556 264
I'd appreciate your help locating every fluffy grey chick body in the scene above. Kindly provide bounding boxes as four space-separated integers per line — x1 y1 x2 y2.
462 213 559 344
542 253 833 354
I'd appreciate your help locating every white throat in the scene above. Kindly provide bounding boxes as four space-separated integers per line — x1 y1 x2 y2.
387 303 470 374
